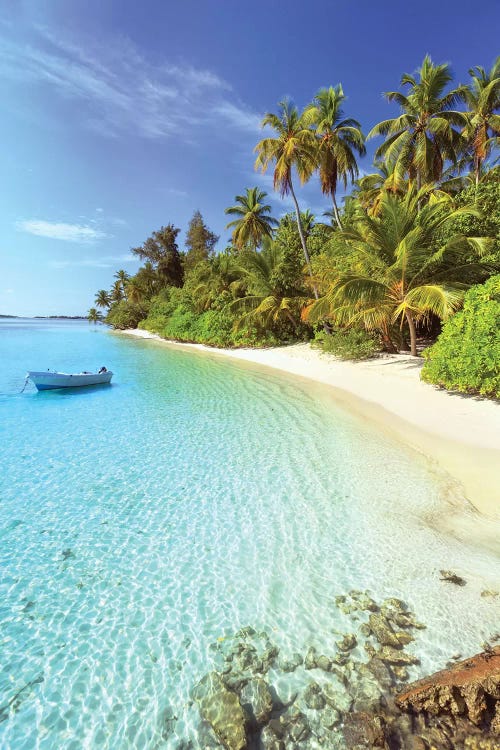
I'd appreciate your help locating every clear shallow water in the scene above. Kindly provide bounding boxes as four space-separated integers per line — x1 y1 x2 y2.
0 319 498 749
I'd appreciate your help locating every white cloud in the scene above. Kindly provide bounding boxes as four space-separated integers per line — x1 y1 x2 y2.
49 253 136 269
212 102 262 133
167 187 188 198
0 27 258 142
17 220 109 243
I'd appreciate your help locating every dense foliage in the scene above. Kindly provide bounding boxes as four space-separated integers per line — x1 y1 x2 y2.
314 328 379 360
421 275 500 398
92 55 499 395
141 287 283 347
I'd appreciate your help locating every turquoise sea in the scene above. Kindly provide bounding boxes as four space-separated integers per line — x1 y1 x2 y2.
0 319 499 749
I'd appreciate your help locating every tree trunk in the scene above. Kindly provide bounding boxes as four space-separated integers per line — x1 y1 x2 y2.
332 194 343 230
381 325 398 353
289 179 318 300
405 310 418 356
416 171 423 212
284 310 298 330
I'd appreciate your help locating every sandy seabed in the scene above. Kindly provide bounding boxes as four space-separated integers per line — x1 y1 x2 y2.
120 329 500 535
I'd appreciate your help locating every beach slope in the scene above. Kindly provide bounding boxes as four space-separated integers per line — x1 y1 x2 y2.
120 331 500 521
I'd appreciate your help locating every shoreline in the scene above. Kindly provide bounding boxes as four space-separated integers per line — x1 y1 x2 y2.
118 329 500 525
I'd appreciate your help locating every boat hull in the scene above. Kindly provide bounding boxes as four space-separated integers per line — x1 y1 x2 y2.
28 371 113 390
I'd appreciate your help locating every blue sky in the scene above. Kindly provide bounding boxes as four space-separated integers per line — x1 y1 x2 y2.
1 0 499 316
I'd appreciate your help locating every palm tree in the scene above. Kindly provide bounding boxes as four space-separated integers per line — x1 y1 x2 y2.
353 161 406 216
133 261 160 300
110 279 124 303
300 209 316 239
191 253 244 312
87 307 102 325
304 85 366 228
229 241 306 331
95 289 111 309
225 187 278 250
254 99 318 295
125 278 145 304
304 188 493 355
368 55 466 188
114 269 130 290
460 57 500 186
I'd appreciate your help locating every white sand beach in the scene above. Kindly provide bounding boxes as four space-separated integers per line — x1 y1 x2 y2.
121 329 500 524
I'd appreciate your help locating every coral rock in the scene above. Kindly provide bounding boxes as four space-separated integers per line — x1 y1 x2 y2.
395 646 500 728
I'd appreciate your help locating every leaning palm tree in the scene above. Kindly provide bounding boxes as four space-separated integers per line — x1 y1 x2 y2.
368 55 466 187
229 241 306 331
304 188 493 355
254 99 318 295
95 289 111 309
225 187 278 250
460 57 500 186
110 279 124 303
87 307 102 325
304 85 366 229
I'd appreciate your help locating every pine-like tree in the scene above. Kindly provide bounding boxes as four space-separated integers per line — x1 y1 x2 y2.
131 224 184 288
184 211 219 274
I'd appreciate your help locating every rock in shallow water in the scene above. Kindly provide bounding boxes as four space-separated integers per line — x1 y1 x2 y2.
378 646 420 666
342 711 387 748
260 725 284 750
277 652 303 672
240 677 273 728
303 682 326 710
337 633 357 652
440 569 467 586
395 646 500 728
192 672 247 750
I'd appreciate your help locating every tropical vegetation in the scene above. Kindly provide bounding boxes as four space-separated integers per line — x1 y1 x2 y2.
421 275 500 398
93 54 500 397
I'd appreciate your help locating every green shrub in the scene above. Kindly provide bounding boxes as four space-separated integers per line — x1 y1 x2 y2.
106 300 148 330
313 327 380 360
139 287 283 348
421 275 500 398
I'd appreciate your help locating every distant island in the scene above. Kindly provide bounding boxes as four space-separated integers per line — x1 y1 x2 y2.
0 315 87 319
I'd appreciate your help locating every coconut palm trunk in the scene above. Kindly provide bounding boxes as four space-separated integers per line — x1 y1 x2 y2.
288 180 318 300
405 310 418 356
332 195 343 230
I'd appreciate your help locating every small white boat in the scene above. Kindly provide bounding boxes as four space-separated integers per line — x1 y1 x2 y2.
27 369 113 391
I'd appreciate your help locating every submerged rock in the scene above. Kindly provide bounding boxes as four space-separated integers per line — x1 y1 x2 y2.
303 682 326 710
234 626 256 638
368 613 404 648
366 658 394 691
337 633 357 652
378 646 420 666
316 654 333 672
322 706 341 729
277 653 303 673
304 646 318 670
240 677 273 728
259 725 284 750
440 569 467 586
192 672 247 750
342 711 387 748
323 681 353 713
395 646 500 728
392 666 410 682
